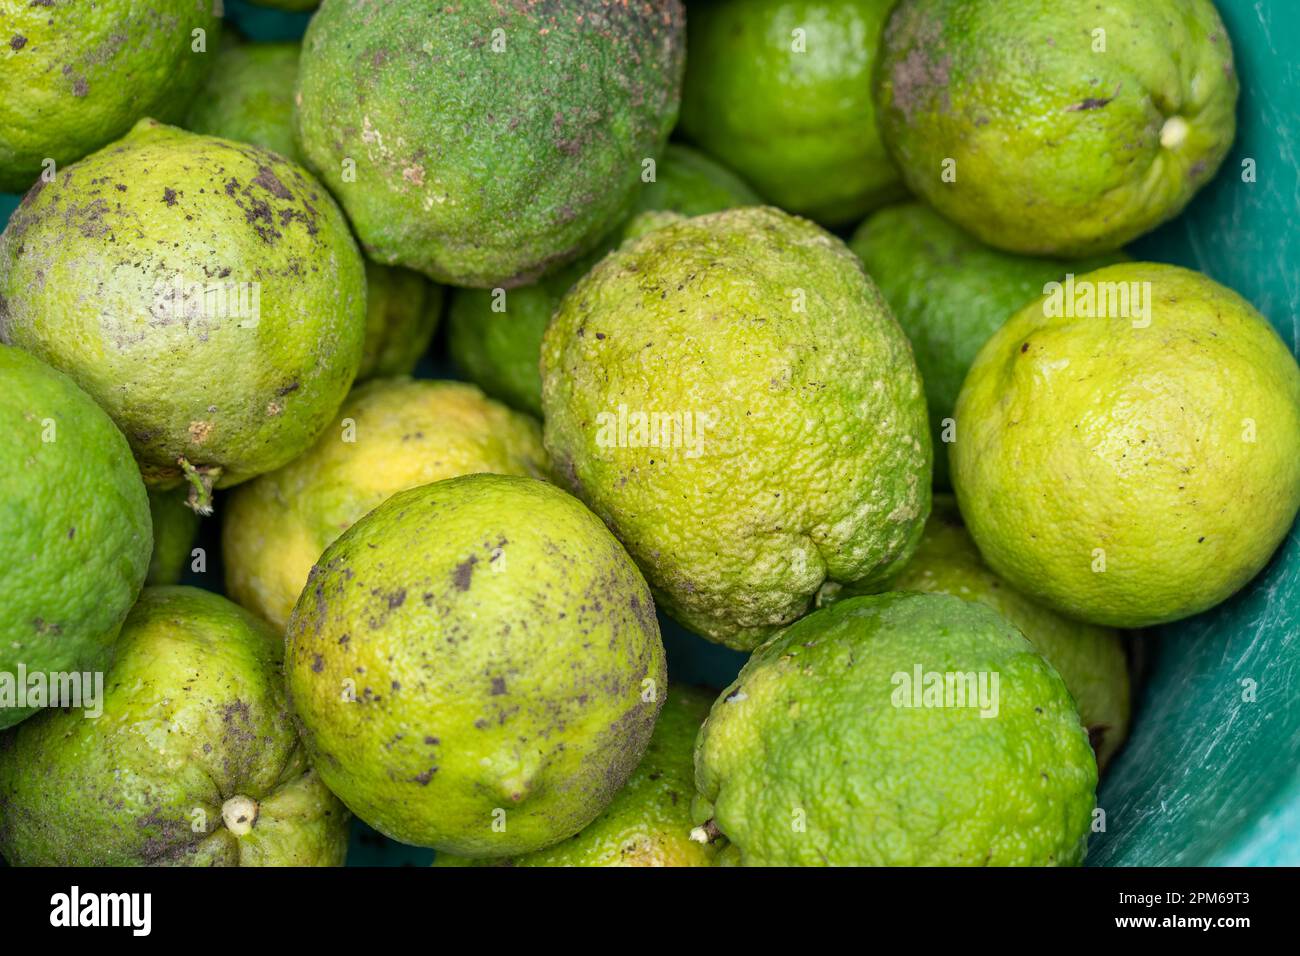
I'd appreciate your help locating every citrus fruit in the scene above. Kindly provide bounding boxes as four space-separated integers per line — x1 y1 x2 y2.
294 0 686 287
681 0 902 225
0 0 220 192
0 119 367 511
0 586 350 866
435 684 719 867
0 345 151 730
447 143 759 417
875 0 1238 255
827 494 1131 770
185 39 303 163
145 488 200 586
541 206 931 650
850 201 1124 487
952 262 1300 628
285 474 666 855
692 591 1097 865
224 378 549 631
357 263 443 382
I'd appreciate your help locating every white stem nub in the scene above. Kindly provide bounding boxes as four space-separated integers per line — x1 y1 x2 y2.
222 795 259 837
1160 116 1190 149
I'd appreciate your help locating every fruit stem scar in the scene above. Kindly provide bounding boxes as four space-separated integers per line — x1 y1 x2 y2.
221 795 260 836
689 819 723 844
1160 116 1190 149
178 457 222 516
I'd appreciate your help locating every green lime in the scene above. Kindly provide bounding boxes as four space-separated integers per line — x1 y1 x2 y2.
0 345 151 730
145 488 200 587
294 0 686 287
849 202 1125 487
693 591 1097 865
875 0 1238 255
681 0 903 225
0 0 220 192
830 495 1131 770
447 143 759 417
285 474 666 855
0 586 350 865
542 206 931 650
435 684 719 867
952 262 1300 628
224 378 549 631
0 119 367 511
358 263 443 382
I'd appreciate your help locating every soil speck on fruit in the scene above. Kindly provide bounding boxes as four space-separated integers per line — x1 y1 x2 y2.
453 555 478 591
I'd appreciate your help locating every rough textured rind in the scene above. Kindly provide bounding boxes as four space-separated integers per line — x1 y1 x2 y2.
0 119 367 491
541 206 932 650
294 0 686 287
0 587 350 866
849 202 1125 487
448 143 759 416
224 378 550 631
0 345 151 730
435 684 718 866
681 0 902 225
693 592 1097 865
284 474 666 855
0 0 219 192
875 0 1239 255
827 494 1131 771
952 262 1300 628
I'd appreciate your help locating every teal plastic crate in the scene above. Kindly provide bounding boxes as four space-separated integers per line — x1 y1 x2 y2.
0 0 1294 866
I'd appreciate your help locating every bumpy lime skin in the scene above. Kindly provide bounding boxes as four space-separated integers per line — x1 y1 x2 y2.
850 202 1125 487
185 41 304 164
681 0 903 226
435 684 718 867
542 206 931 650
0 587 350 866
875 0 1238 256
867 495 1131 771
294 0 686 288
0 120 367 492
952 262 1300 629
0 0 220 193
285 474 667 856
693 592 1097 866
0 346 151 730
145 488 200 586
224 378 550 631
448 144 760 416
